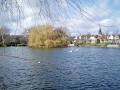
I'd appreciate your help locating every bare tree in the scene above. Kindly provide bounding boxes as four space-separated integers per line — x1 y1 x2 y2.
0 27 10 46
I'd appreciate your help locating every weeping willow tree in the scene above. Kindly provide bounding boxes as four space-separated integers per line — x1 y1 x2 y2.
0 0 82 48
0 0 82 26
28 25 69 48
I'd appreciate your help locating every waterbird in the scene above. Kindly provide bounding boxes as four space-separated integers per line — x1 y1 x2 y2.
38 61 41 63
69 50 73 53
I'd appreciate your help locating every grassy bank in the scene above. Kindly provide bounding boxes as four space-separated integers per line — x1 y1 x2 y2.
75 42 108 48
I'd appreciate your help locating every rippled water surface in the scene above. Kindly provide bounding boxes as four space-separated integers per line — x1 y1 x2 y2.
0 47 120 90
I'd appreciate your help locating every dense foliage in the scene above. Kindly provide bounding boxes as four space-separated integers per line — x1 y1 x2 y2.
28 25 69 48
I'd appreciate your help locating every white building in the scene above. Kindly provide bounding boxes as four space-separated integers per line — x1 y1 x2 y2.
90 36 96 43
108 35 114 40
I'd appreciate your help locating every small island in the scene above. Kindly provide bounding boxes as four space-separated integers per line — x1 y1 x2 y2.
28 25 69 48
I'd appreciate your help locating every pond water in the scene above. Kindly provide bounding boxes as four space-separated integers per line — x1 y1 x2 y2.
0 47 120 90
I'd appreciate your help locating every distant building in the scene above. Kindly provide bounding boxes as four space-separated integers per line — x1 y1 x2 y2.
98 27 102 35
71 28 120 46
90 36 96 44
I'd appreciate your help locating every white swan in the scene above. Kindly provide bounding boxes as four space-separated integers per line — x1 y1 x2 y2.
38 61 41 63
69 50 73 53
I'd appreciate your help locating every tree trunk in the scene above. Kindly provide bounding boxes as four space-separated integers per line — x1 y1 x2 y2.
0 32 5 46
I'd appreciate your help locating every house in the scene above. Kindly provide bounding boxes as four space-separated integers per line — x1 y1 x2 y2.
89 36 96 44
108 35 114 44
79 34 91 43
114 35 120 44
71 28 120 46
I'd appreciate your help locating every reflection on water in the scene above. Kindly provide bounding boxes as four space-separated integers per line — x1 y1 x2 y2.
0 47 120 90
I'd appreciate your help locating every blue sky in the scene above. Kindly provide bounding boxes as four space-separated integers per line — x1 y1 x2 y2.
0 0 120 35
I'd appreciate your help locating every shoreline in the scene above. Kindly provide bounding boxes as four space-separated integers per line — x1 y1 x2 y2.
0 45 120 49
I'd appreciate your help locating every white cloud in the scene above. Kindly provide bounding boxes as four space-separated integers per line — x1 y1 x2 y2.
0 0 120 35
114 0 120 6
